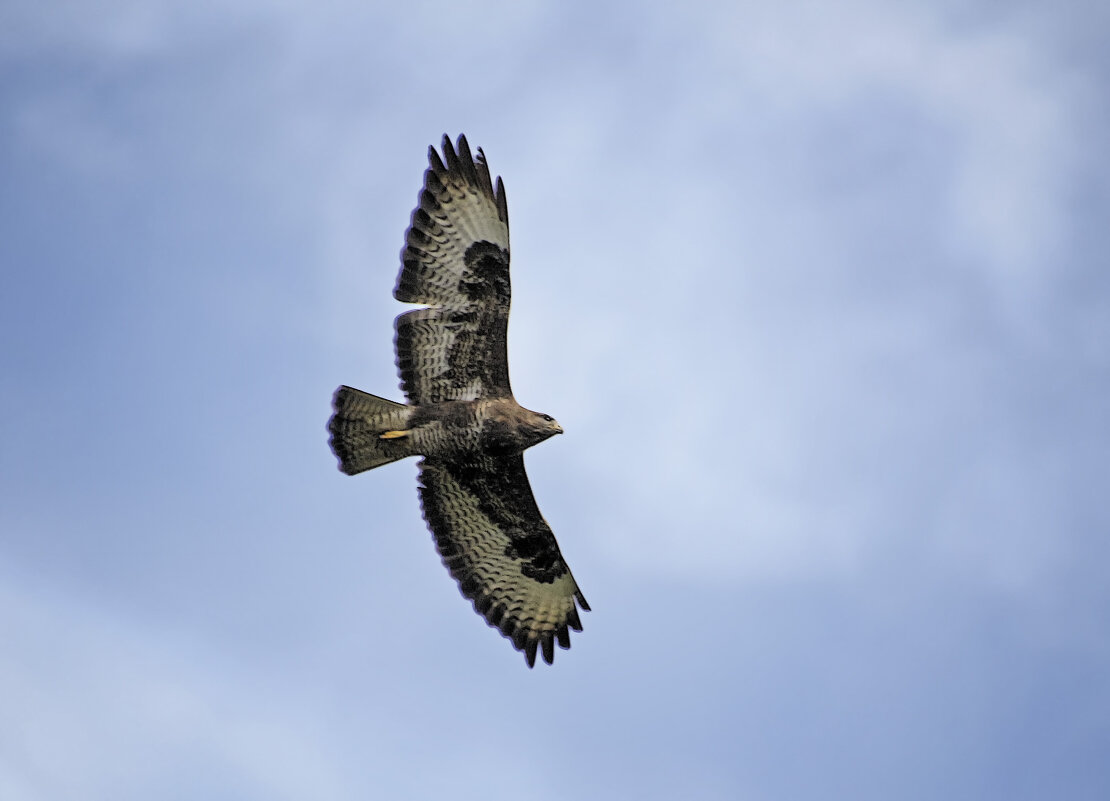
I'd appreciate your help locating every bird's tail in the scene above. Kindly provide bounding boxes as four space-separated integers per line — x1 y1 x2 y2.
328 386 415 474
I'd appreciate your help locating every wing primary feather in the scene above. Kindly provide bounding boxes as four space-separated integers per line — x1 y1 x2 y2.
440 133 460 174
422 171 444 200
494 176 508 224
427 145 446 176
474 146 496 201
541 634 554 665
575 590 590 611
412 206 434 233
524 638 538 668
455 135 480 186
566 607 583 632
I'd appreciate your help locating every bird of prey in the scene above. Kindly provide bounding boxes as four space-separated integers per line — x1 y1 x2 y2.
328 134 589 667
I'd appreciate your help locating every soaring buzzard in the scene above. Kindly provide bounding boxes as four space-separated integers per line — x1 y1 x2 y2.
328 134 589 667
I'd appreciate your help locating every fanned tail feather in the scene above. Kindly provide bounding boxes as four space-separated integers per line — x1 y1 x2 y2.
328 386 414 474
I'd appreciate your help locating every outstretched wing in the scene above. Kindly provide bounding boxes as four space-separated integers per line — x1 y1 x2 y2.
418 455 590 667
395 134 513 405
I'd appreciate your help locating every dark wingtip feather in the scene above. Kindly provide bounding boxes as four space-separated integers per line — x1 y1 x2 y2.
455 134 476 175
474 146 496 201
440 133 460 173
427 145 445 175
566 607 583 632
576 590 591 612
494 176 508 223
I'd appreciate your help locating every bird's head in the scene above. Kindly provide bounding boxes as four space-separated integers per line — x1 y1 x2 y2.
523 409 563 447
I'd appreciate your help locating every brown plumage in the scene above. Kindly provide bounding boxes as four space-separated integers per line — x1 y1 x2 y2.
328 135 589 667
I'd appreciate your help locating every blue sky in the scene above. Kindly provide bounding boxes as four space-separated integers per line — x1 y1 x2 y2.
2 1 1109 798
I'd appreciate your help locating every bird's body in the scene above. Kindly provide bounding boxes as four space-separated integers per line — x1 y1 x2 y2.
328 135 588 667
331 391 561 466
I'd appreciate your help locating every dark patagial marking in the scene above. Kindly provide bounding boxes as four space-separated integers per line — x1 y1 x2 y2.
394 306 511 403
437 458 570 586
504 529 564 583
460 241 511 304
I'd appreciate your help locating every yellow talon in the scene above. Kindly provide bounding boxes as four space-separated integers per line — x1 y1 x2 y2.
379 430 410 440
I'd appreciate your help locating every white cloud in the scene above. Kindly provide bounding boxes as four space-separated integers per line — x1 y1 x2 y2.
694 1 1085 297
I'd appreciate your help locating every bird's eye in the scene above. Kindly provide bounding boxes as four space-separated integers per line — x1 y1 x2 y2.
541 414 554 422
